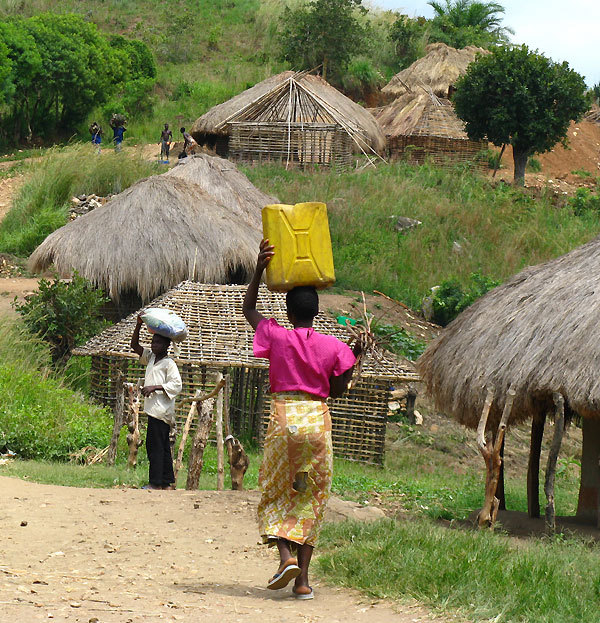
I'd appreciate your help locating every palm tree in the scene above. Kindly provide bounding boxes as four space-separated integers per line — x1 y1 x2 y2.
428 0 513 48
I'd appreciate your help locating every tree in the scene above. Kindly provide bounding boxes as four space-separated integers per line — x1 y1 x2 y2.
453 45 589 185
389 14 429 69
428 0 513 48
278 0 367 82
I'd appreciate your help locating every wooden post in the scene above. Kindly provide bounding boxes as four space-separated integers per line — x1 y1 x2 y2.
107 370 124 466
577 416 600 524
406 387 417 425
527 412 546 518
124 381 143 468
477 387 515 529
496 437 506 510
186 398 216 490
545 393 565 532
215 373 225 491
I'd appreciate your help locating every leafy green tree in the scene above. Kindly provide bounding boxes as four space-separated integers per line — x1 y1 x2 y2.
428 0 513 48
389 14 429 69
453 45 589 185
278 0 367 82
591 83 600 106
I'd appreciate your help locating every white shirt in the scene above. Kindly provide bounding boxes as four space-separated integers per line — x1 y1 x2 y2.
140 348 182 425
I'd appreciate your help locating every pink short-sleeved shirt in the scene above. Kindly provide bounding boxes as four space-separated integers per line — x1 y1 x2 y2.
253 318 356 399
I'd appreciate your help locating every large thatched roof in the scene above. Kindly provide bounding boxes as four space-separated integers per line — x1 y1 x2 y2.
29 176 261 302
382 42 488 100
165 154 278 230
73 281 420 383
190 71 386 153
418 235 600 429
373 90 471 140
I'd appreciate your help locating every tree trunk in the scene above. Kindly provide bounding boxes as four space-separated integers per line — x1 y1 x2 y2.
527 412 546 518
577 417 600 524
125 382 143 469
186 398 215 490
512 147 529 186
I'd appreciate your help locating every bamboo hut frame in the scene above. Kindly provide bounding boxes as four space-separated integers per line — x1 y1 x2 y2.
75 282 419 465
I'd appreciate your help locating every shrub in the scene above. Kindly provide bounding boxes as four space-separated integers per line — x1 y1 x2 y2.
372 324 426 361
527 157 542 172
431 272 500 326
13 272 108 365
569 188 600 216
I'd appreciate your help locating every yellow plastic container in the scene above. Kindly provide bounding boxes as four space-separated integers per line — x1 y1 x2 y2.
262 202 335 292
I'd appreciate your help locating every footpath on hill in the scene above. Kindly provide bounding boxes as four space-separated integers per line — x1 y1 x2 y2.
0 475 454 623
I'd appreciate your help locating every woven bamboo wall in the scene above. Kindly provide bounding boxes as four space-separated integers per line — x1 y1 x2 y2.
388 135 488 171
259 378 390 466
229 122 352 170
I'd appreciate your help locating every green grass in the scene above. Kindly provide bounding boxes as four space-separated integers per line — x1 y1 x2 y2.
0 144 160 256
246 161 600 308
318 518 600 622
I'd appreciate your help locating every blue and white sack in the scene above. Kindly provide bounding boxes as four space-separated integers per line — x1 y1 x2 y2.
141 308 188 343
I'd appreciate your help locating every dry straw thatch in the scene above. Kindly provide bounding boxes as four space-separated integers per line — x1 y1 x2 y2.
165 154 278 230
418 235 600 429
382 42 488 100
29 176 261 302
190 70 386 154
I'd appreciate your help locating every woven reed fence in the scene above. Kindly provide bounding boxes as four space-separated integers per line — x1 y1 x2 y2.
229 122 352 170
389 135 488 171
77 282 420 465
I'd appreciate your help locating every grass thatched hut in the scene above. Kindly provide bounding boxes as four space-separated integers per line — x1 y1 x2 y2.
382 42 488 101
29 176 261 314
373 90 487 169
418 235 600 524
190 71 385 167
165 154 278 230
74 281 420 465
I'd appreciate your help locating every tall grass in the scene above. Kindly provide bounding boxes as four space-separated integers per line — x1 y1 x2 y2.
0 318 111 460
0 144 160 256
246 162 600 308
318 518 600 622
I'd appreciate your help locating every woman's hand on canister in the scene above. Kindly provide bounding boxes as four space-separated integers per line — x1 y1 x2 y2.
256 238 274 273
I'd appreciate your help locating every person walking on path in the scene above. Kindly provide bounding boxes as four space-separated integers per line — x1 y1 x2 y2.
243 239 359 600
90 122 102 154
131 315 182 490
160 123 173 163
113 124 126 152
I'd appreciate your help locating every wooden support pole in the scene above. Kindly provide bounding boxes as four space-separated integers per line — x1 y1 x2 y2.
577 416 600 523
186 398 216 490
124 382 143 468
215 373 225 491
527 412 546 518
107 370 124 466
496 437 506 510
545 392 565 532
477 387 515 529
174 379 227 482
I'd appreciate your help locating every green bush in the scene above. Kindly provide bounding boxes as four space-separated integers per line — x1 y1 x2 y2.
569 188 600 216
13 272 108 365
372 324 426 361
431 272 500 326
527 156 542 172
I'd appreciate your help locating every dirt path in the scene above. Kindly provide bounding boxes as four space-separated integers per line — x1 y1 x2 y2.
0 476 448 623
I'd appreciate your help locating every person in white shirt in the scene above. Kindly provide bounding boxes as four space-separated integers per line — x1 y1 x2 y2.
131 315 182 490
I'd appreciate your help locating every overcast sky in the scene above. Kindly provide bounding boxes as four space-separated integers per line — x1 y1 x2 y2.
370 0 599 87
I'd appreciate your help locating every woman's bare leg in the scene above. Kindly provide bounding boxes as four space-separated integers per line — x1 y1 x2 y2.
276 538 294 564
294 543 314 590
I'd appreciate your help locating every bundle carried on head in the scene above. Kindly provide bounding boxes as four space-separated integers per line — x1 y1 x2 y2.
110 113 127 128
141 308 188 342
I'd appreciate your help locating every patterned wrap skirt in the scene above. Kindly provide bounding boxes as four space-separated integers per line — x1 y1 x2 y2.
257 392 333 548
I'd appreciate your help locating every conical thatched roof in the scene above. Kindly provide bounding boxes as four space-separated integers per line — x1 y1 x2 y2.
29 176 261 302
73 281 420 383
190 71 386 153
382 42 488 100
418 235 600 429
373 90 470 140
165 154 278 230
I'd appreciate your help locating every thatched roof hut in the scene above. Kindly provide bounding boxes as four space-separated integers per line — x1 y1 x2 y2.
190 71 386 160
418 235 600 522
382 42 488 101
74 281 420 465
29 176 261 307
372 90 487 168
165 154 278 230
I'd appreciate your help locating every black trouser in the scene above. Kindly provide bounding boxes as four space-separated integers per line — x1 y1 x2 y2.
146 415 175 487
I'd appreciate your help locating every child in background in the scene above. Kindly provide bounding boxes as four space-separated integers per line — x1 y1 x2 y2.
243 239 359 600
131 315 182 490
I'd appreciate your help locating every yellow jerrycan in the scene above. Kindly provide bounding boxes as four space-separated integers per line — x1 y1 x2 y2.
262 202 335 292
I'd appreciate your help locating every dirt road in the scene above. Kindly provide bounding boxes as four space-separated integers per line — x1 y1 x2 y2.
0 476 446 623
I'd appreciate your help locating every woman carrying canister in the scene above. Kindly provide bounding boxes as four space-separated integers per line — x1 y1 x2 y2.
243 239 359 600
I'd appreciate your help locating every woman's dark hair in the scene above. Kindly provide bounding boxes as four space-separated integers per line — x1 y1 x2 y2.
286 286 318 321
180 127 185 133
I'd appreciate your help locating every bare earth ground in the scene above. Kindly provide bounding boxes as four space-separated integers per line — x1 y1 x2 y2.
0 476 453 623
